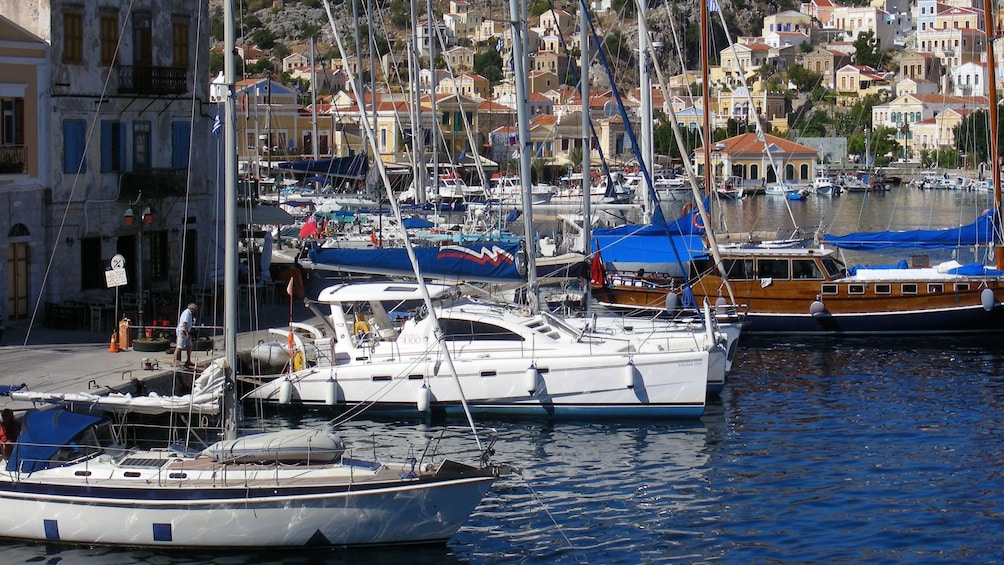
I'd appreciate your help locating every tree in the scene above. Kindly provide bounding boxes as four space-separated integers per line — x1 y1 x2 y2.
851 30 884 68
786 64 822 92
954 108 996 164
474 49 503 84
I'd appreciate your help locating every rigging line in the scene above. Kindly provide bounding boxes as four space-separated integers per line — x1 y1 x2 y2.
324 0 483 451
713 7 801 237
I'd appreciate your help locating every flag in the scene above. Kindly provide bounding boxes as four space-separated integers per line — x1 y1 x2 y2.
211 112 221 136
458 149 467 161
298 214 318 239
708 0 720 12
590 241 607 286
496 36 504 53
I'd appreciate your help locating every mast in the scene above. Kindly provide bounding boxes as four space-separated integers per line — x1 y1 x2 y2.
639 0 653 220
309 37 319 160
986 0 1003 268
700 0 712 197
223 0 239 440
511 0 539 313
581 1 592 314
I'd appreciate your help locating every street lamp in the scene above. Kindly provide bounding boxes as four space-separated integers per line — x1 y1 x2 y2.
123 193 153 340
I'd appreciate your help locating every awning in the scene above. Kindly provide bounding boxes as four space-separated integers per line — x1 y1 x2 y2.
242 205 295 225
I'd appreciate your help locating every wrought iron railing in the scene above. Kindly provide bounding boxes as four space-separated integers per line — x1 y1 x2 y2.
118 65 188 95
0 145 26 174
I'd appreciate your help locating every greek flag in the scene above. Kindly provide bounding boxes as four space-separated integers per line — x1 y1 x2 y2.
496 36 504 53
211 112 221 137
708 0 720 12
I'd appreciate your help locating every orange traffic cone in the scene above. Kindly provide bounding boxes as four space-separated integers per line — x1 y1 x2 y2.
109 331 120 353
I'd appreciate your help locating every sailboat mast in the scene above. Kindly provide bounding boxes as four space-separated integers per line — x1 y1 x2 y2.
639 0 653 220
985 0 1003 269
581 0 592 314
223 0 239 440
700 0 712 197
511 0 539 313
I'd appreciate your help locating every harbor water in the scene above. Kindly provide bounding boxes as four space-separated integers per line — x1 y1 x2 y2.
3 186 1003 563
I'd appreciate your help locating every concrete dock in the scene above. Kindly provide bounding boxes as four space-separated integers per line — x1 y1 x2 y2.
0 302 321 413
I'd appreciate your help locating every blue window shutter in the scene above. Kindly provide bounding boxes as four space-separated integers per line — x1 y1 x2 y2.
101 121 112 172
64 119 86 174
172 121 190 168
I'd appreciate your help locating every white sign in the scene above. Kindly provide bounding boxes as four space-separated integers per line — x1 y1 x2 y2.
105 267 128 288
110 254 126 270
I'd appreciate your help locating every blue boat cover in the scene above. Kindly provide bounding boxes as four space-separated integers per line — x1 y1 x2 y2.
309 242 522 281
277 155 368 179
7 410 104 473
401 217 434 229
824 210 998 250
592 222 706 267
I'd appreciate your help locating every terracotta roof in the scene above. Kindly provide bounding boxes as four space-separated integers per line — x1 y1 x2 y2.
719 132 818 157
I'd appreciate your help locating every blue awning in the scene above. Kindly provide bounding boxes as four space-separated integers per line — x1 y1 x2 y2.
8 410 104 474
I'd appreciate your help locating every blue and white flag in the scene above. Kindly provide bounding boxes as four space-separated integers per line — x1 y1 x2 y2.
496 36 504 53
211 112 221 137
708 0 720 12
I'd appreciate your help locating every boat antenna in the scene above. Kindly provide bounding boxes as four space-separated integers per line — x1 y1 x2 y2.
323 0 483 450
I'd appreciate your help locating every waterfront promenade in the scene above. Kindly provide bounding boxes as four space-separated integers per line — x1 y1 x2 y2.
0 302 319 413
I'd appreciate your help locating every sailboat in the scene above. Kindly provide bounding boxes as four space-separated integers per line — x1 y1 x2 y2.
0 0 503 548
593 0 1004 335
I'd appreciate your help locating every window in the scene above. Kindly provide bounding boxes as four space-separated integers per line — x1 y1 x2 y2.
171 121 190 168
756 259 790 280
722 259 754 280
439 319 524 341
133 13 152 66
172 18 189 68
927 283 944 293
874 284 891 294
100 121 125 172
64 119 87 173
954 283 970 291
847 284 865 295
1 97 24 146
100 12 119 66
133 121 151 169
64 10 83 63
821 283 838 295
902 283 918 294
149 230 169 279
791 259 823 279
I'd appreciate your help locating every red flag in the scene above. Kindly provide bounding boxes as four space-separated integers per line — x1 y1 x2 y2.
298 214 318 239
590 241 606 285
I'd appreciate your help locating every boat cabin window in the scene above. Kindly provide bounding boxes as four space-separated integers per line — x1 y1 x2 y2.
902 283 918 295
847 284 865 295
874 283 891 295
820 257 845 278
720 259 755 280
955 283 970 292
439 319 525 342
791 259 824 279
821 284 838 295
49 423 111 466
927 283 944 294
757 259 789 280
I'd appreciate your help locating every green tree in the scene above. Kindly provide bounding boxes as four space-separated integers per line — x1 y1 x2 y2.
249 27 275 50
474 49 503 84
786 64 822 92
954 108 995 164
851 30 883 68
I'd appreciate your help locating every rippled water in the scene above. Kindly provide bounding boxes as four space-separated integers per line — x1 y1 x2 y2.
4 189 1003 563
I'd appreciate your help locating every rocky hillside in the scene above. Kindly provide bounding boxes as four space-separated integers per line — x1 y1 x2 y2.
209 0 794 83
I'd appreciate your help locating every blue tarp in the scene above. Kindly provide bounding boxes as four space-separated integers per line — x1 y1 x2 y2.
592 222 706 267
401 217 434 229
7 410 104 474
824 210 998 250
309 242 523 282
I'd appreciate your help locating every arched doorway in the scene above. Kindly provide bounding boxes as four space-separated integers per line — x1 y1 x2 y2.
800 164 810 180
749 164 759 180
7 223 30 320
785 164 795 180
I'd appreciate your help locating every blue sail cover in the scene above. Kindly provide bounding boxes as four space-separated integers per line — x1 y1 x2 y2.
277 155 368 179
592 223 706 269
7 410 104 473
309 243 522 282
824 210 998 250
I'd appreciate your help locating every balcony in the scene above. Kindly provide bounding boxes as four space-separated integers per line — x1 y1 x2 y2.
119 168 188 200
0 145 26 174
118 65 188 95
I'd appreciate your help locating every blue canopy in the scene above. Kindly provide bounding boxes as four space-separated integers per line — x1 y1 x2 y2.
277 155 368 179
7 410 104 473
824 210 998 250
309 242 523 282
401 217 434 229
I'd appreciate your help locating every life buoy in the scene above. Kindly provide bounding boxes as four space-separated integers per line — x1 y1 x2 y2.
354 320 370 336
370 232 379 246
681 202 695 217
693 212 705 230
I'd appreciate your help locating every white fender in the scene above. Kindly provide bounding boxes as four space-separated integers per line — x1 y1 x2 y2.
278 377 293 405
624 361 639 389
525 364 539 395
982 288 996 311
416 384 431 413
325 377 338 406
809 299 828 317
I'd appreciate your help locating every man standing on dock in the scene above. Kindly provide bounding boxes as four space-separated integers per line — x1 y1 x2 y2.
173 303 197 368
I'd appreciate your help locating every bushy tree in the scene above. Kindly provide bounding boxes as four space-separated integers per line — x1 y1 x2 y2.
787 64 822 92
852 30 884 68
474 49 503 84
